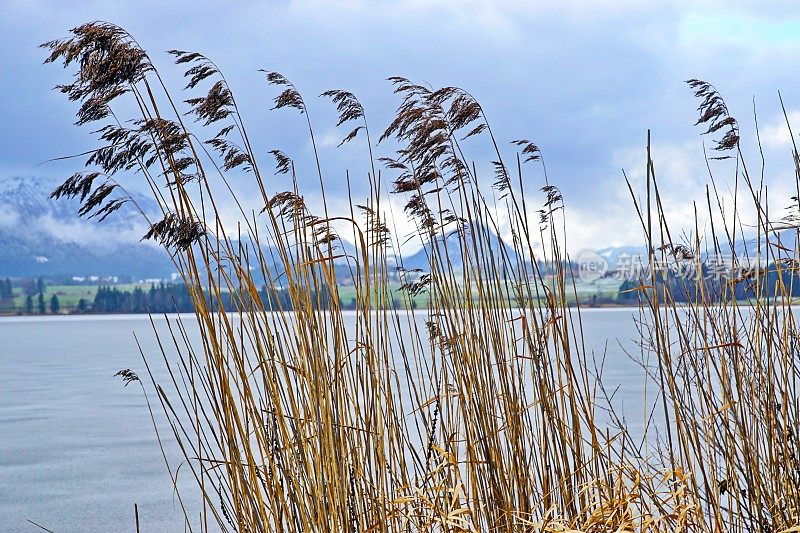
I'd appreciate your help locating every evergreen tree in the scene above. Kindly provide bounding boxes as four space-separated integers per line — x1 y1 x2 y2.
618 279 640 303
76 283 271 314
0 278 12 311
0 278 12 312
0 278 10 299
37 291 46 314
50 294 60 314
25 295 33 314
77 298 88 313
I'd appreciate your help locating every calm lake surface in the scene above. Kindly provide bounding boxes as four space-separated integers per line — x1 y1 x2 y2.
0 310 647 532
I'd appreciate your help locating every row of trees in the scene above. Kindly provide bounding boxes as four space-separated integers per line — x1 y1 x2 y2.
89 283 333 313
19 293 60 314
0 276 59 314
5 267 799 314
2 279 338 315
91 284 196 313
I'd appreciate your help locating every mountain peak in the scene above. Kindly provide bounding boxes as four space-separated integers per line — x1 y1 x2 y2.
0 176 172 279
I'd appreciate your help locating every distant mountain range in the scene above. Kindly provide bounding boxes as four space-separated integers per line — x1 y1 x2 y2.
394 224 518 271
4 176 682 282
0 176 174 279
0 176 522 280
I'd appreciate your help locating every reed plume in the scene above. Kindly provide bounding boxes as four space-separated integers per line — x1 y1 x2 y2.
43 22 800 532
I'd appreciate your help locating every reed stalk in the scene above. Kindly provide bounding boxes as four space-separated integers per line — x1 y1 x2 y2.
43 22 800 532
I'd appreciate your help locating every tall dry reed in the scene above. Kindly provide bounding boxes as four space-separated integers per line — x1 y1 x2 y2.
43 22 800 532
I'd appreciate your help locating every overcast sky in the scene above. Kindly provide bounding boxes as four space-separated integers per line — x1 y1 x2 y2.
2 0 800 251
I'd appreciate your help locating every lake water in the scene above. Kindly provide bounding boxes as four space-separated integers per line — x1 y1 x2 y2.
0 310 648 532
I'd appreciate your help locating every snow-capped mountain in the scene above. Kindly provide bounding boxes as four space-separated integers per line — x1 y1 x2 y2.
1 175 663 282
394 224 518 271
0 176 173 278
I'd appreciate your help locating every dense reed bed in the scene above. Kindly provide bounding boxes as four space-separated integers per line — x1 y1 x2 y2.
43 22 800 532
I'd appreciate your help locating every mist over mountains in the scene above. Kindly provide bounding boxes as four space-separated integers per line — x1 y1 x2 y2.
0 177 452 280
0 176 173 279
1 176 675 282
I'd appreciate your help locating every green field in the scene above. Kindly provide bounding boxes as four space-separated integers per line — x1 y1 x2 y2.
2 277 626 314
336 277 624 309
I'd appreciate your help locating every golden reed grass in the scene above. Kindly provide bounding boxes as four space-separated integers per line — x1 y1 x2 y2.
44 22 800 532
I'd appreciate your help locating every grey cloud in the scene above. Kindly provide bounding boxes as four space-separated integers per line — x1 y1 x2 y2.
2 0 800 248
